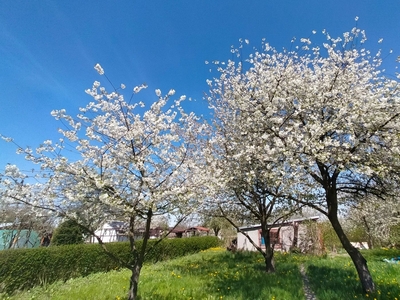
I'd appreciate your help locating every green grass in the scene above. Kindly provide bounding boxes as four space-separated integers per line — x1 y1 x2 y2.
2 247 399 300
306 248 400 300
1 248 305 300
137 249 305 300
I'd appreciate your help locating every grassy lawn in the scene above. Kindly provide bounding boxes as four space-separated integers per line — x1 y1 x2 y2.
1 247 399 300
306 249 400 300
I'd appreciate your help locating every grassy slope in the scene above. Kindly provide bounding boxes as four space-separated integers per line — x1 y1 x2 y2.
2 248 399 300
2 248 305 300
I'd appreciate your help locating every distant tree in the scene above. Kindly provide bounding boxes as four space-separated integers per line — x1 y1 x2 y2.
201 215 232 237
51 219 86 245
346 195 400 248
204 143 299 273
319 221 342 252
344 222 369 246
150 215 170 230
389 223 400 247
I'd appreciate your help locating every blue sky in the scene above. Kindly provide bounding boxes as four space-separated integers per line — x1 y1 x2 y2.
1 0 399 171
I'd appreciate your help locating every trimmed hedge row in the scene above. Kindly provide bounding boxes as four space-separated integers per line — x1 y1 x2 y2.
0 236 219 294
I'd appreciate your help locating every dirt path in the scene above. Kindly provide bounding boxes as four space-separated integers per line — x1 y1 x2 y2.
300 264 317 300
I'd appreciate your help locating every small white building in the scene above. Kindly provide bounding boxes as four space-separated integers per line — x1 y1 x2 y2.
237 216 320 252
88 221 129 243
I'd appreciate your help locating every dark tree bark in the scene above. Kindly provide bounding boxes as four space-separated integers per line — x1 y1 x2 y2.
328 212 375 293
260 226 275 273
127 209 153 300
128 264 142 300
212 226 221 237
321 166 375 293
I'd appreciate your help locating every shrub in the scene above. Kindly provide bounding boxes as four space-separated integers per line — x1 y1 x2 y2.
0 236 219 294
51 220 87 246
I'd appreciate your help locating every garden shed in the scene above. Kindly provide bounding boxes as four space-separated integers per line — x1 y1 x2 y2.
0 229 40 250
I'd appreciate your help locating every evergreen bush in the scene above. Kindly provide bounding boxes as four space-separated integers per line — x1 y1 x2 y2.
51 220 87 246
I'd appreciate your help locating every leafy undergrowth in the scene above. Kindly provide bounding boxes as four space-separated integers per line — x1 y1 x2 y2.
306 248 400 300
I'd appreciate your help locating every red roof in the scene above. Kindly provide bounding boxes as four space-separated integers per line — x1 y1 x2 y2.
186 226 210 232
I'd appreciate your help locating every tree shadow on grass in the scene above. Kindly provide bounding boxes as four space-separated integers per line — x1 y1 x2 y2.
163 251 306 300
360 248 400 262
139 251 400 300
212 256 305 299
307 264 400 300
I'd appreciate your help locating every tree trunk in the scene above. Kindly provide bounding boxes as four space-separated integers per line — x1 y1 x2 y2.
328 211 375 293
264 246 275 273
292 222 299 249
127 209 153 300
128 264 142 300
362 216 374 249
261 229 275 273
319 165 375 293
213 226 221 237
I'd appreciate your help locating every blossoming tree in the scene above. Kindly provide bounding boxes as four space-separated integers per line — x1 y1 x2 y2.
204 102 300 272
346 193 400 248
0 64 206 300
206 27 400 292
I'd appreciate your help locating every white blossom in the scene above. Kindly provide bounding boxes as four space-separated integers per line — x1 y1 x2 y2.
133 83 148 94
0 135 12 142
94 63 104 75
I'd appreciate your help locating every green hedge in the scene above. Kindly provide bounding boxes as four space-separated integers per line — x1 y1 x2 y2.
0 236 219 294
